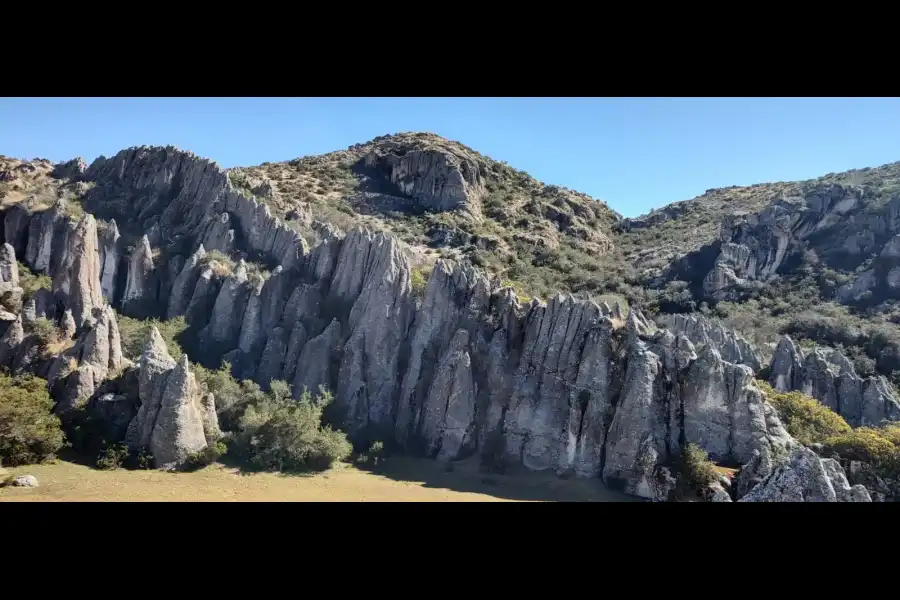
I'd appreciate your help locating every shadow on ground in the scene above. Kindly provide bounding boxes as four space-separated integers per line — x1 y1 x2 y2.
357 456 643 502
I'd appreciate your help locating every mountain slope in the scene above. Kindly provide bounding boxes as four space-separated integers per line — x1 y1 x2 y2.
2 132 899 503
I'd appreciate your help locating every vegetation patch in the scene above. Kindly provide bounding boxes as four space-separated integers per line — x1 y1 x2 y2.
758 381 852 446
231 381 352 473
0 373 65 466
116 314 188 361
677 443 719 495
15 262 51 302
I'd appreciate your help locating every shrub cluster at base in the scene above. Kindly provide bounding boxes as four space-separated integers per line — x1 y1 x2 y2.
230 380 352 472
759 381 900 479
0 372 65 466
677 443 719 496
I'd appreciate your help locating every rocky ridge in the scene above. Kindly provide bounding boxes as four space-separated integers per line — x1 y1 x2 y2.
1 141 892 499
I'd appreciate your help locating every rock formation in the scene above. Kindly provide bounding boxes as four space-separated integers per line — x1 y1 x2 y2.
6 141 896 502
49 305 126 413
1 243 19 285
739 446 871 502
150 355 208 469
659 313 761 371
768 335 900 427
98 219 121 302
125 327 211 468
51 214 103 328
121 235 155 315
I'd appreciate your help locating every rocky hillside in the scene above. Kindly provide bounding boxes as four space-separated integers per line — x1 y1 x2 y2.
2 133 900 502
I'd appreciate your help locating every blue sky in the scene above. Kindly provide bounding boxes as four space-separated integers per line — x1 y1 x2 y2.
2 97 899 217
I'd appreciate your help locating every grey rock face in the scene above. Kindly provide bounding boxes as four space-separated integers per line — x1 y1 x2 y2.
681 345 792 464
237 280 265 355
558 320 617 477
601 339 668 497
0 243 19 285
388 149 486 215
24 201 65 273
504 295 606 473
768 336 900 427
292 319 341 399
184 266 220 326
51 214 103 328
600 311 792 499
60 309 77 339
51 305 127 412
396 260 491 446
200 392 222 443
257 326 288 389
52 157 87 179
282 322 309 383
83 145 306 270
150 355 208 469
735 446 783 500
90 393 139 443
419 329 477 461
199 212 236 256
98 219 121 302
704 185 863 300
127 326 178 450
167 245 206 319
334 229 415 440
660 313 761 371
304 221 344 280
769 336 804 392
199 260 249 348
0 315 24 368
121 235 155 314
740 446 872 502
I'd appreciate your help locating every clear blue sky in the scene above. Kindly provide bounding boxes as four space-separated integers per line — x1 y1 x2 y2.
2 97 899 217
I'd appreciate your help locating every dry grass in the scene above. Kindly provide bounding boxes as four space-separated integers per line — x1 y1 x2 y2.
0 458 636 502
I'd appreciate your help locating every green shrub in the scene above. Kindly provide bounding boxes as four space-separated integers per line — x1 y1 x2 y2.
117 314 188 361
233 382 352 473
410 264 431 300
27 317 61 348
16 262 51 301
96 443 129 470
678 443 719 492
0 373 65 465
758 381 852 445
194 362 264 431
357 440 387 467
184 440 229 470
822 428 900 479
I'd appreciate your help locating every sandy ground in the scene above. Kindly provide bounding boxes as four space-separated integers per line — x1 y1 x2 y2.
0 457 638 502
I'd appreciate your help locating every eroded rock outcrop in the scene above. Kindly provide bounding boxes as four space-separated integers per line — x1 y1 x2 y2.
768 335 900 427
739 446 871 502
121 235 155 315
660 313 761 371
49 305 127 413
167 245 206 319
51 214 103 328
388 149 486 216
83 146 307 270
125 327 210 468
333 229 415 440
98 219 121 302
